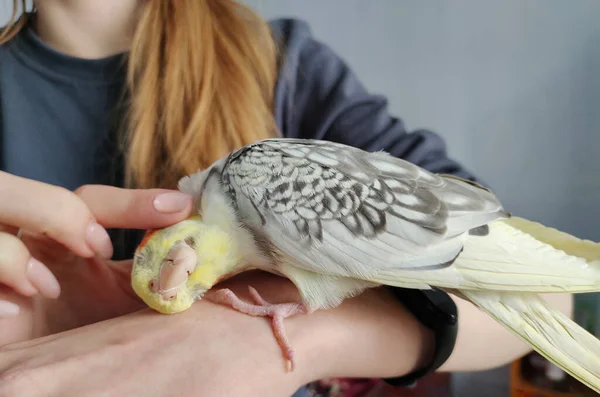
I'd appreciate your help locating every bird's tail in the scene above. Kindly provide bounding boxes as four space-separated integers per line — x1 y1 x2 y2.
459 290 600 394
450 216 600 293
366 216 600 392
370 216 600 293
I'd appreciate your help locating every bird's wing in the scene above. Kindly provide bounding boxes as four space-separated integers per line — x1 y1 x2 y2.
217 138 507 283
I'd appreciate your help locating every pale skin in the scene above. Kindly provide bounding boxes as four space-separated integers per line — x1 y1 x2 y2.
211 286 309 372
0 0 574 394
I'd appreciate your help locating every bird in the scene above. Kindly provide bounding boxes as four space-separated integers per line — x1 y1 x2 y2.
130 138 600 392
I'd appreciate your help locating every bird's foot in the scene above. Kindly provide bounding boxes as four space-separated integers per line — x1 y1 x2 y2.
211 286 308 372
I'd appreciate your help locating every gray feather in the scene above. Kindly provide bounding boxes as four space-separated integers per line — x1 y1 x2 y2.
210 138 507 281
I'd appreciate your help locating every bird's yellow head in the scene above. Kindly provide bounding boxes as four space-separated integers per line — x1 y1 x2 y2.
131 216 239 315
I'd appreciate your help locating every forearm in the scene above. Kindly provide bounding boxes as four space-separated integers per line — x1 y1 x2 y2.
295 286 435 382
211 271 434 384
307 288 574 377
438 293 574 372
210 271 575 384
284 281 573 378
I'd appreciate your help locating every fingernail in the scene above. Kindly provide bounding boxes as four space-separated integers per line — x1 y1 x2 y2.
0 300 19 317
27 258 61 299
153 192 191 213
18 280 38 297
86 221 114 259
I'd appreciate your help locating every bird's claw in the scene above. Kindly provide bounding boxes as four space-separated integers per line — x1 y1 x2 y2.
210 285 307 372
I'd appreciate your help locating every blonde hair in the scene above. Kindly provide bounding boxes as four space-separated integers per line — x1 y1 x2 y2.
1 0 278 188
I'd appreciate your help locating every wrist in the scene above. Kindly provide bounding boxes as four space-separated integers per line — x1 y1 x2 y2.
290 286 435 382
202 272 316 390
382 287 458 387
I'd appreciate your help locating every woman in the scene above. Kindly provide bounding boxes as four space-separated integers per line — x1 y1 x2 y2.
0 1 572 396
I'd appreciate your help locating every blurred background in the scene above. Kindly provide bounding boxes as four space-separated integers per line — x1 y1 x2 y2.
242 0 600 242
3 1 600 395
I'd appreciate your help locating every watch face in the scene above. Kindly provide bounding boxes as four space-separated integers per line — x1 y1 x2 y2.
420 288 459 324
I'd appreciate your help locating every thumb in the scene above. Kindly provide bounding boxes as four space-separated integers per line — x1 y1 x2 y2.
75 185 193 230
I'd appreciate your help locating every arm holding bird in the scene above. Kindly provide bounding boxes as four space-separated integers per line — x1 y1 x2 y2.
131 138 594 390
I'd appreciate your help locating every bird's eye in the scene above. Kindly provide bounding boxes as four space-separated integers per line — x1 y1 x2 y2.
184 236 197 249
134 252 146 264
148 280 156 291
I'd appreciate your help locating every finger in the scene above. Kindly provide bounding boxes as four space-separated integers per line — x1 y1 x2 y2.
0 299 20 317
75 185 193 230
0 232 60 300
0 223 19 236
0 172 110 259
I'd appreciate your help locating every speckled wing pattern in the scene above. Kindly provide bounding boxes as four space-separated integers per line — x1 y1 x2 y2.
220 138 507 280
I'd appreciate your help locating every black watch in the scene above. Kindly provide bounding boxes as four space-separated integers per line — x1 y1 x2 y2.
382 287 458 388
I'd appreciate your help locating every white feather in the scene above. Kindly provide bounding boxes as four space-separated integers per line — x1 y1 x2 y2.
178 161 273 272
462 291 600 394
373 217 600 292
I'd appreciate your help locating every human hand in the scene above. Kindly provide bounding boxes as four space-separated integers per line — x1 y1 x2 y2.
0 275 313 397
0 271 433 397
0 172 193 344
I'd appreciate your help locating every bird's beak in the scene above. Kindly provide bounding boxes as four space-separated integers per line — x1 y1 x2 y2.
155 242 197 300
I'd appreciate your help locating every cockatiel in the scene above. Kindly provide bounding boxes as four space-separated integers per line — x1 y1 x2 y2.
131 138 600 392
